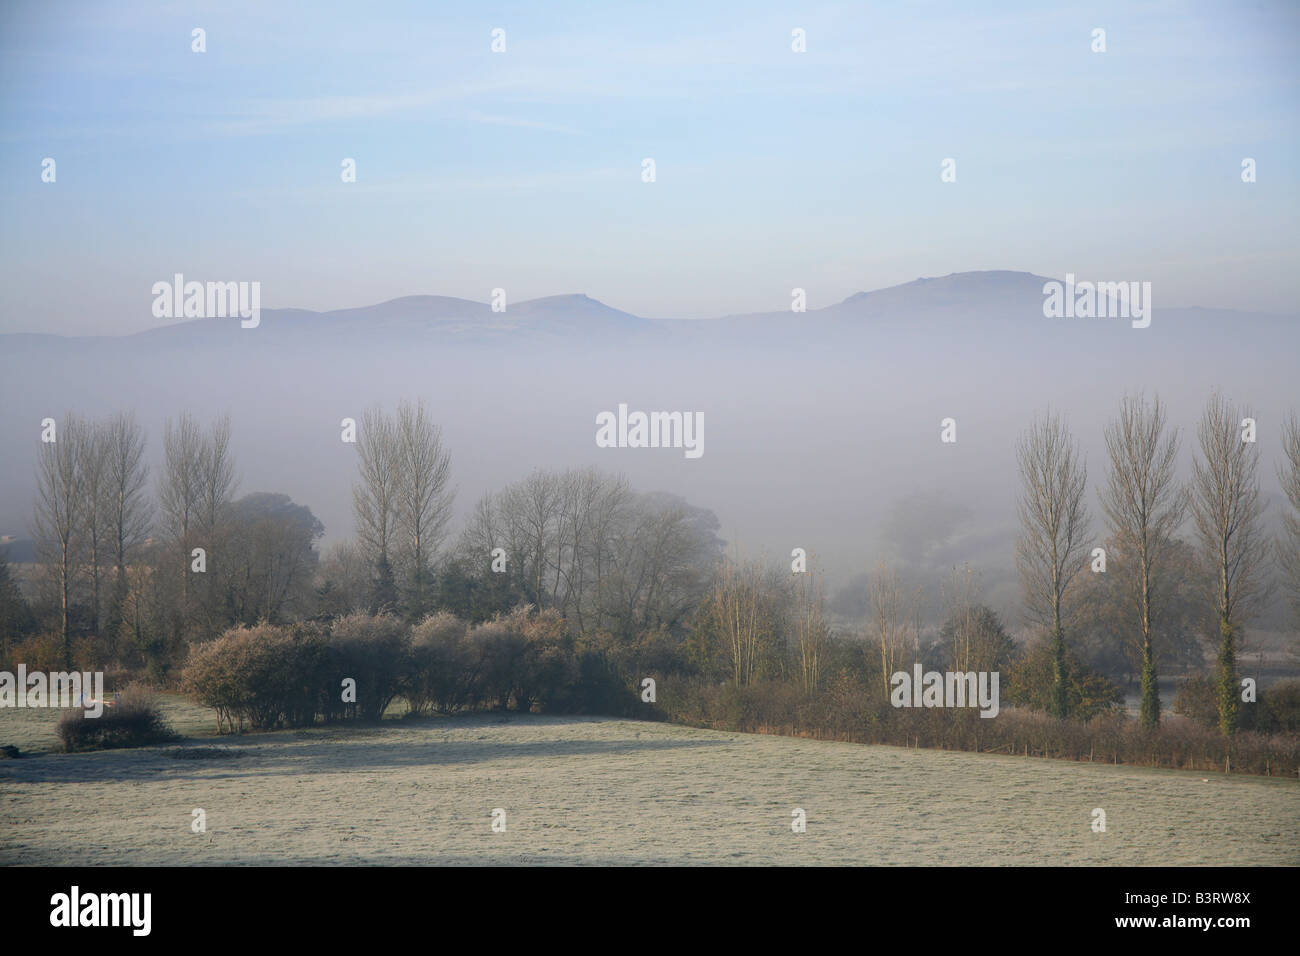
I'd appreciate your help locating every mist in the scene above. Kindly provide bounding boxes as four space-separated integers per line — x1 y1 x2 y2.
2 271 1297 630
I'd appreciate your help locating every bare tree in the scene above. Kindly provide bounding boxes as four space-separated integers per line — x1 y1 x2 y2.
352 405 403 610
32 413 88 667
198 413 237 538
316 540 374 617
1191 393 1269 735
940 564 980 673
393 399 454 617
714 558 768 688
502 469 562 608
117 549 164 660
1016 411 1092 719
867 563 922 696
551 468 636 628
1100 394 1187 727
602 492 718 638
459 490 504 562
792 557 829 696
1279 412 1300 632
159 413 204 618
223 493 321 624
460 469 719 638
79 422 109 636
649 496 720 628
103 411 151 643
194 414 238 637
582 473 642 628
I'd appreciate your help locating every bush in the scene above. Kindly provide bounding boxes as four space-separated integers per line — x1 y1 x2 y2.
406 612 472 714
515 608 580 712
456 606 585 713
1256 679 1300 734
571 642 641 716
184 614 412 730
327 612 411 721
57 684 176 752
467 608 530 710
181 607 633 727
656 667 1300 776
182 622 330 731
6 633 65 672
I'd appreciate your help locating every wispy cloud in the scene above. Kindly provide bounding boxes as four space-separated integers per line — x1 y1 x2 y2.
211 83 515 135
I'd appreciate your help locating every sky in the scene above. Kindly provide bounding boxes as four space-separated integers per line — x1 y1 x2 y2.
1 0 1297 335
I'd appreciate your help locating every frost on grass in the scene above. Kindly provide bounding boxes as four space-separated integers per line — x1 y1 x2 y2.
167 747 247 761
1 707 1296 866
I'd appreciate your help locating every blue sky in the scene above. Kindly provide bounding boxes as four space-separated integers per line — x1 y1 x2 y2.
1 0 1297 334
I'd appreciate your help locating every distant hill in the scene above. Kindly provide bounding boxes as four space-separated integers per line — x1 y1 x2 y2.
2 271 1293 351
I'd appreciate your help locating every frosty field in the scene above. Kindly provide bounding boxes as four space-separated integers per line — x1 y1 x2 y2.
2 700 1296 866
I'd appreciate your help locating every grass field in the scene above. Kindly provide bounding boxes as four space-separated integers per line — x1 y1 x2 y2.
2 696 1297 865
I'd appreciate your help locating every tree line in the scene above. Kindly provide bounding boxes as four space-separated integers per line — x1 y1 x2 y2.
8 411 323 675
3 391 1299 766
1014 392 1300 735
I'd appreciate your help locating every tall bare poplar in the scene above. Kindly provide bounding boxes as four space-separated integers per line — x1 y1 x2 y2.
352 406 403 610
159 413 204 616
79 422 109 635
32 413 88 667
1016 411 1092 719
793 557 829 696
941 565 984 673
1100 394 1187 727
195 414 238 637
103 411 151 640
715 558 766 688
394 399 454 618
198 413 237 537
868 564 922 696
1191 394 1269 735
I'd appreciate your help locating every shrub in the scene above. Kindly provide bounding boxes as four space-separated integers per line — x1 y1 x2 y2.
571 641 641 716
6 633 65 672
57 684 176 752
813 669 885 736
516 608 580 712
406 612 472 714
468 609 530 710
182 622 330 731
327 612 411 721
1256 679 1300 734
459 606 583 713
